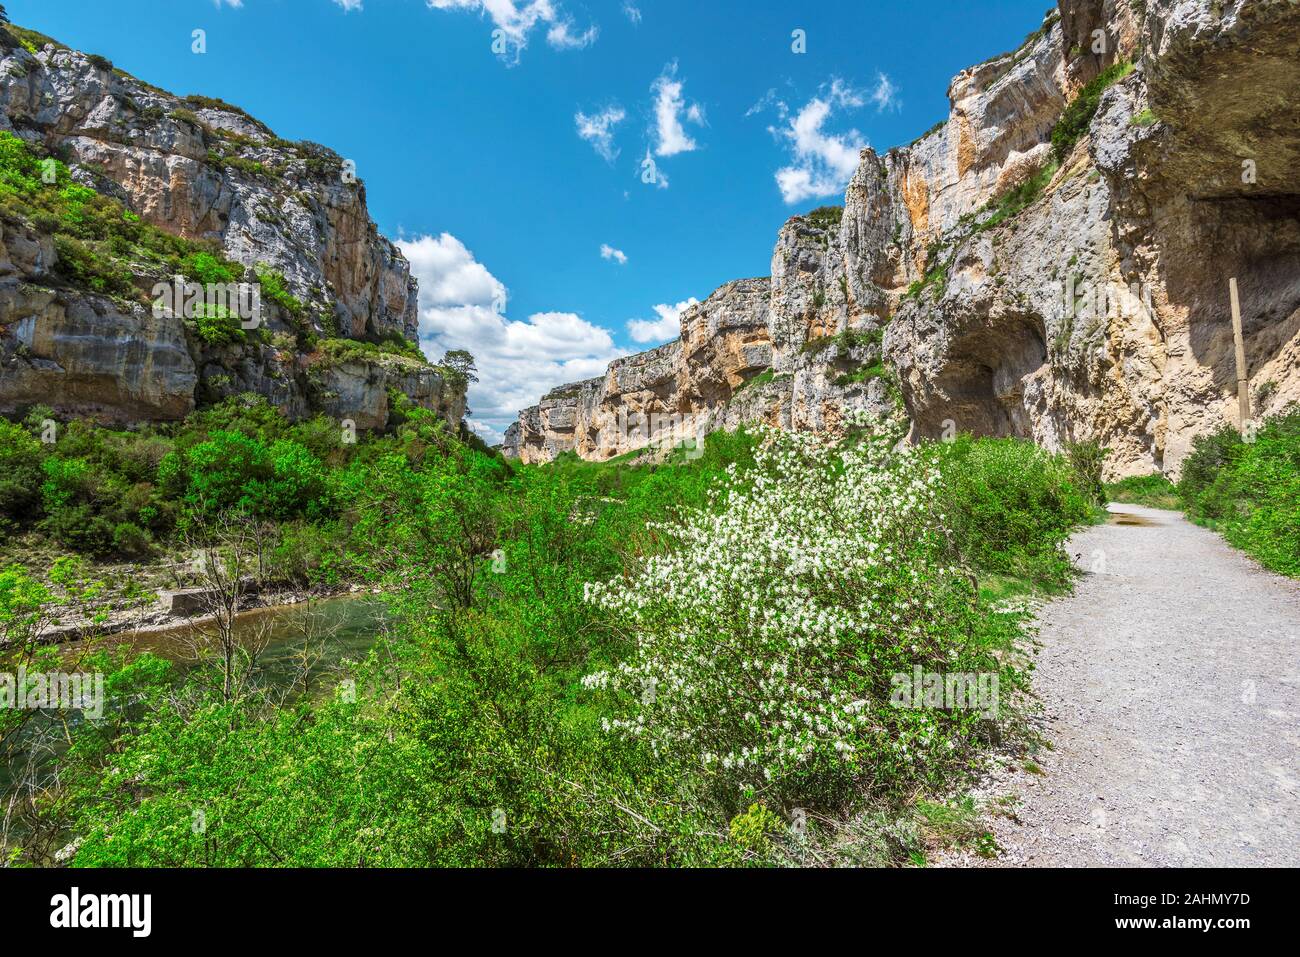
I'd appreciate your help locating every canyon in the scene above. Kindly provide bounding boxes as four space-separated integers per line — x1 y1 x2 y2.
0 25 464 430
504 0 1300 480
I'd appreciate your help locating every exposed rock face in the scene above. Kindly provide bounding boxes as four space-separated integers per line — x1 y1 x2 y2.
0 28 463 428
512 280 780 464
506 0 1300 479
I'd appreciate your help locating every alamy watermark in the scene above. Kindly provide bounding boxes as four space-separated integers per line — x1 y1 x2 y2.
598 408 708 460
889 666 998 719
151 276 262 329
1 668 104 720
1057 277 1154 322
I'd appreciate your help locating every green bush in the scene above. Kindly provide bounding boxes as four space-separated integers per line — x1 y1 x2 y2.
160 430 331 521
0 130 242 306
1064 440 1107 506
111 521 152 557
5 405 1096 867
0 419 42 530
1179 409 1300 576
935 435 1093 588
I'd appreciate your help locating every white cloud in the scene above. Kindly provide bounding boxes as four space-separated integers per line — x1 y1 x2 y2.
622 3 641 24
547 20 598 49
600 244 628 265
767 80 868 204
399 233 627 441
575 105 626 162
651 62 704 157
213 0 243 7
332 0 364 11
870 72 900 112
427 0 596 60
627 298 698 344
746 88 779 118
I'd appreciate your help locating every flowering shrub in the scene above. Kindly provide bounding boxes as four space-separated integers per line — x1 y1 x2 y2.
583 427 1022 804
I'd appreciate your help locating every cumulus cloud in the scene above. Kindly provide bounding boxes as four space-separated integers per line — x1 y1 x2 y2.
626 298 698 344
623 3 642 24
600 244 628 265
651 62 705 157
426 0 596 61
575 105 626 161
331 0 364 11
758 79 869 205
399 233 627 442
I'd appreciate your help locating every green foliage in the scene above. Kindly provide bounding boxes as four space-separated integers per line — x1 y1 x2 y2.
2 399 1096 866
1178 408 1300 576
192 302 246 345
1064 440 1107 506
0 130 239 306
1051 61 1135 163
978 160 1058 231
182 94 272 134
902 263 949 302
182 251 236 285
1106 473 1179 509
254 263 304 319
935 435 1094 589
208 149 272 180
160 430 331 521
1130 107 1158 127
804 205 843 230
317 336 428 367
4 24 64 54
0 418 42 531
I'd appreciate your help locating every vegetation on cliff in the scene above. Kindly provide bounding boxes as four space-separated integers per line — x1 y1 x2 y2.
0 130 242 315
1051 60 1135 162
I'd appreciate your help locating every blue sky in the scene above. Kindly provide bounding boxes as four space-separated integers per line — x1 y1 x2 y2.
12 0 1052 439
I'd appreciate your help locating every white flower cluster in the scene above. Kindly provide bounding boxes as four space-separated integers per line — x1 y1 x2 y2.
583 426 983 793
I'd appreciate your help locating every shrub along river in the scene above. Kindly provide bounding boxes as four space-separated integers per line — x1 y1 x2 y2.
1 597 391 800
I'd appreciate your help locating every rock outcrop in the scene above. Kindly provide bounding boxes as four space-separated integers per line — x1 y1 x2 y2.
506 0 1300 480
0 24 464 429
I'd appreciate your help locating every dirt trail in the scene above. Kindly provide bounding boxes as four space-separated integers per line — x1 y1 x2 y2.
950 504 1300 867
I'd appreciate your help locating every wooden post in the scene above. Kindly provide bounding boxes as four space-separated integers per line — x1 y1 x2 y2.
1229 278 1251 436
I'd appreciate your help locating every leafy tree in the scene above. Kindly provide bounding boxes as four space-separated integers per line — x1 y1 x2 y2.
440 349 478 385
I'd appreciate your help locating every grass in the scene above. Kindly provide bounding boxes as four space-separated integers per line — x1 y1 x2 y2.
731 368 786 396
833 361 887 388
1106 473 1180 509
801 326 883 356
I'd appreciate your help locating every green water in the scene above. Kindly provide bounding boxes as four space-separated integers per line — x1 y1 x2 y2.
115 594 392 690
1 597 391 797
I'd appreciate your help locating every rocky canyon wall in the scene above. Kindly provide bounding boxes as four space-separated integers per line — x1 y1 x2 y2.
506 0 1300 480
0 25 464 430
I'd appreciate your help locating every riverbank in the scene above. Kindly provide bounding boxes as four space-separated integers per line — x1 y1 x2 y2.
47 583 381 646
0 535 376 648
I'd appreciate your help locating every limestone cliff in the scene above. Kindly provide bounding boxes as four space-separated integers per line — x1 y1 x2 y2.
506 0 1300 479
0 24 465 430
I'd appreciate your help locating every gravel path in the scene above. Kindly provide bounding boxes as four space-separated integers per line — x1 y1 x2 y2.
945 503 1300 867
